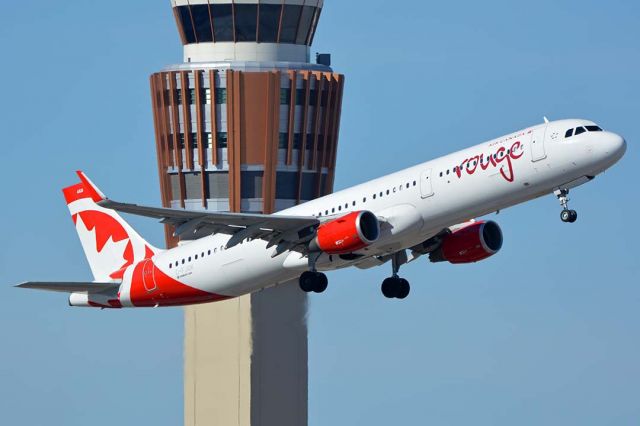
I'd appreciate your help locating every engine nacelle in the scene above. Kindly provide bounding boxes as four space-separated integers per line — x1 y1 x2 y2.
311 211 380 255
430 221 503 264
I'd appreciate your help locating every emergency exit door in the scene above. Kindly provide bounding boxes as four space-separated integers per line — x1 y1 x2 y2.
420 169 434 198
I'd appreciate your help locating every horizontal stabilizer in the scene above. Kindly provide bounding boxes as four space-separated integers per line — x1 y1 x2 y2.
15 281 121 293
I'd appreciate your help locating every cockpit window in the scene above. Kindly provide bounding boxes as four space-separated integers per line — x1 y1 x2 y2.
565 124 603 139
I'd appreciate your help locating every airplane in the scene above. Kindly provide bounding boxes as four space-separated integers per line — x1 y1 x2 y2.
16 118 626 308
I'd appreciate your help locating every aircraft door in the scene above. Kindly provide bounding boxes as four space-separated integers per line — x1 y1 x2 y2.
142 259 157 292
529 126 547 162
420 169 434 198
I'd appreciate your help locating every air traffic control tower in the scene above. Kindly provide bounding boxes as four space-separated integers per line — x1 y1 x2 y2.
148 1 344 425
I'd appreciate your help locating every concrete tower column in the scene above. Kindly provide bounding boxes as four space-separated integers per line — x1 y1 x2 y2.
149 1 344 425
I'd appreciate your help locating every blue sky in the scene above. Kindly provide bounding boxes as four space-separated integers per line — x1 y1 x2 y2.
1 0 638 424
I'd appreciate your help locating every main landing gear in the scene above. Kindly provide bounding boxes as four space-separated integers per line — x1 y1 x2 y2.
555 189 578 223
381 251 411 300
299 252 328 293
299 271 328 293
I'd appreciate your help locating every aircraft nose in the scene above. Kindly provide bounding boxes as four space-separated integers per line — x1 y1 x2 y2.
606 132 627 162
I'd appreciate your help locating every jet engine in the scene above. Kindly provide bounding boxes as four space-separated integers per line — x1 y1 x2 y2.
430 221 503 264
310 211 380 255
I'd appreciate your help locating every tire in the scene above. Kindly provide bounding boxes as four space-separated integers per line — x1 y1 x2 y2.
381 278 398 298
396 279 410 299
560 210 572 223
299 271 315 293
569 210 578 223
313 273 328 293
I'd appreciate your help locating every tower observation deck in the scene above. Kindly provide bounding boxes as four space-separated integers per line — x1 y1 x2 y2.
149 1 344 425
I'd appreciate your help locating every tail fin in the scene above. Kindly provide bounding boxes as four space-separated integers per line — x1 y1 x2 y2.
62 171 160 282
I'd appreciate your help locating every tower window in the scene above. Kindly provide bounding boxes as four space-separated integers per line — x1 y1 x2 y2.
258 4 282 43
234 4 258 42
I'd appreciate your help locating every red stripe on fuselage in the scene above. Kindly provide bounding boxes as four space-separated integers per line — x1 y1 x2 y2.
129 259 230 307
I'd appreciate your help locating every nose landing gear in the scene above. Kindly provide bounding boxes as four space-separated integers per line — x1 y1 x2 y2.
555 189 578 223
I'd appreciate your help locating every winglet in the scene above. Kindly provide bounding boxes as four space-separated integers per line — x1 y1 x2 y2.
76 171 106 202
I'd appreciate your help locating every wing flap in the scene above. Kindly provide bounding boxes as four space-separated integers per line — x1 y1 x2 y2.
15 282 121 293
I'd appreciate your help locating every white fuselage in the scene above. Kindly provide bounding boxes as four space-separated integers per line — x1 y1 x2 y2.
117 119 626 304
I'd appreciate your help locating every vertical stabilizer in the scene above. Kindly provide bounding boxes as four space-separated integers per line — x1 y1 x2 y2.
62 171 160 282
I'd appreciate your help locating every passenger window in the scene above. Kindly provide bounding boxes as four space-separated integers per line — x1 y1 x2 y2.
208 250 211 255
345 203 348 209
575 127 586 135
565 129 574 138
363 197 367 202
386 190 390 195
332 208 335 213
175 262 178 267
352 201 356 206
325 210 329 215
195 254 198 260
169 264 172 269
189 257 192 262
338 206 342 211
182 259 185 264
406 182 410 188
373 194 376 199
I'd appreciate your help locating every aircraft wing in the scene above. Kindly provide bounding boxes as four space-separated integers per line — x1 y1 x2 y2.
98 199 320 252
15 282 121 293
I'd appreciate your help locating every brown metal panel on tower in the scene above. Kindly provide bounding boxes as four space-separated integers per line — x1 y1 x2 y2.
296 72 312 203
194 70 208 207
169 72 186 208
181 71 194 171
227 70 243 212
327 75 345 191
310 72 324 172
262 72 281 214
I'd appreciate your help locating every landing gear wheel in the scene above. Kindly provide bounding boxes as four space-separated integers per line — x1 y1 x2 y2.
396 278 410 299
560 209 578 223
381 277 411 299
299 271 328 293
313 273 328 293
299 271 316 293
556 189 577 223
381 278 398 299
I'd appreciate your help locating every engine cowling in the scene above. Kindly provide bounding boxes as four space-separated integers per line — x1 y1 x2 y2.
311 211 380 255
430 221 503 264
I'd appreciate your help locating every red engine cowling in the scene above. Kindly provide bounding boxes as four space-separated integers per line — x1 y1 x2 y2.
311 211 380 255
430 221 503 264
